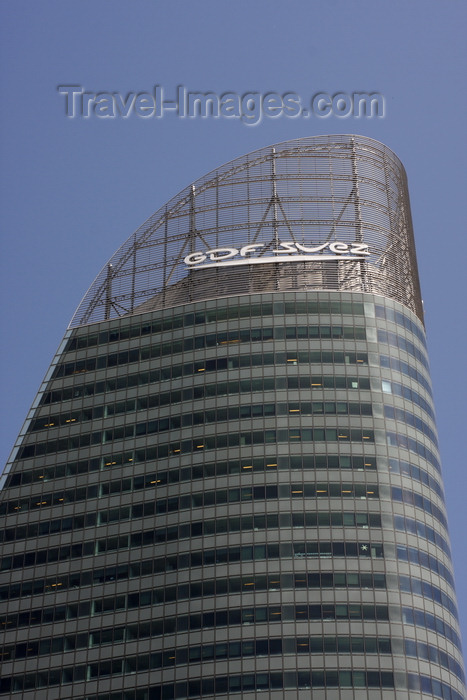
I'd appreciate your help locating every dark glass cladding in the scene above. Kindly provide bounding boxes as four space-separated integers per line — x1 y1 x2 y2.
39 361 371 406
0 481 380 544
64 297 367 351
2 632 394 665
0 540 385 602
51 322 369 379
5 453 376 489
1 134 465 700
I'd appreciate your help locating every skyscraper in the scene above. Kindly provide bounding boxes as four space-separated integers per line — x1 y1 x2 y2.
0 134 465 700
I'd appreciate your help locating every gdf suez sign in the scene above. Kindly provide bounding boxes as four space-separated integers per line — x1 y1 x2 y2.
184 240 370 269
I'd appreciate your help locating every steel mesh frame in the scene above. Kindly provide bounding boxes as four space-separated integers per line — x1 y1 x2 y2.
69 135 423 328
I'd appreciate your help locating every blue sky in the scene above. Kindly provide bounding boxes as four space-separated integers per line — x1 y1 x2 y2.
1 0 466 656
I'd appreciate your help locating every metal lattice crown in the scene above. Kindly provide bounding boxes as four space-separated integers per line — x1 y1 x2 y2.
70 135 423 328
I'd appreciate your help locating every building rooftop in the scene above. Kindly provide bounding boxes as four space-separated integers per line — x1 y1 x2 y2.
70 134 423 328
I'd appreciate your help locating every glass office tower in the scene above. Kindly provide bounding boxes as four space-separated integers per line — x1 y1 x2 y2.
0 135 465 700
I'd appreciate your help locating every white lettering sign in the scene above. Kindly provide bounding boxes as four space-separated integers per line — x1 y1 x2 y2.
184 241 370 269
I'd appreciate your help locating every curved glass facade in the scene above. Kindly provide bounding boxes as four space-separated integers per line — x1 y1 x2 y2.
1 137 465 700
